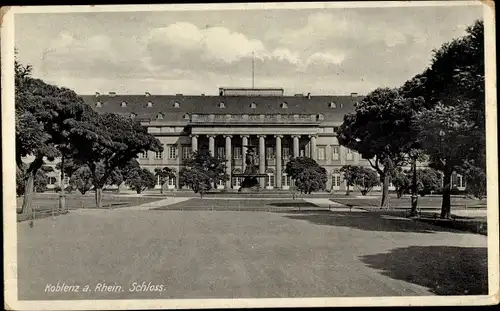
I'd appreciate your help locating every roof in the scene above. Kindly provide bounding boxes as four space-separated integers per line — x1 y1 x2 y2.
80 94 363 123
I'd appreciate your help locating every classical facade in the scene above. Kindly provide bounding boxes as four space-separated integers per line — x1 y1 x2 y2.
35 87 466 192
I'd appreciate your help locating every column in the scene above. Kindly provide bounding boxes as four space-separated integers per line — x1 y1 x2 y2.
208 135 215 157
310 135 317 161
292 135 300 158
191 135 198 153
224 135 232 189
275 135 283 188
258 135 266 188
242 135 249 172
176 140 181 189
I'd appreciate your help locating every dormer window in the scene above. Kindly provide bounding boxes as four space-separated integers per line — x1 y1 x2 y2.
173 102 180 108
156 113 164 120
219 102 225 108
329 102 337 108
145 92 151 97
147 101 153 107
121 101 127 107
317 113 324 121
281 102 288 108
250 102 257 108
183 114 190 120
340 103 344 108
130 113 136 119
96 101 102 108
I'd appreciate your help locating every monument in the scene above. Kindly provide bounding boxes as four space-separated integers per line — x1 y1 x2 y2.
232 145 268 192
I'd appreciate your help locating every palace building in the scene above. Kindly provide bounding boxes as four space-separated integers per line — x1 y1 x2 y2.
36 87 467 192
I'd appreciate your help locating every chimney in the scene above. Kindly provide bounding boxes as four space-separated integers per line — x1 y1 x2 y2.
109 92 116 97
350 92 358 97
145 92 151 97
307 93 311 99
95 92 100 97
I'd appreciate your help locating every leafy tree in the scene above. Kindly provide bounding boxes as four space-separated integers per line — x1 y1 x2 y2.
417 168 441 196
125 168 156 194
154 167 176 194
15 59 91 214
34 165 54 193
71 113 162 208
391 168 410 198
353 167 379 195
464 165 486 200
340 165 359 195
285 157 327 194
179 150 228 198
337 88 424 207
69 166 94 195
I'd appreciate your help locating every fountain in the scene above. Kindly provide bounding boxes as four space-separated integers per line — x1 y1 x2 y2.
232 145 268 192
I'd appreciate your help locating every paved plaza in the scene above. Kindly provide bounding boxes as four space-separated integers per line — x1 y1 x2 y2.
17 198 488 300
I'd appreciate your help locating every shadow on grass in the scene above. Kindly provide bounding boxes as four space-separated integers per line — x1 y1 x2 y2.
360 246 488 295
268 202 318 208
283 211 467 233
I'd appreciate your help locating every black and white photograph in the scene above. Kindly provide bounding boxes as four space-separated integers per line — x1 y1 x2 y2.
2 1 498 309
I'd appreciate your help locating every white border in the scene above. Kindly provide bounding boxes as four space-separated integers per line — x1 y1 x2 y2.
2 1 498 310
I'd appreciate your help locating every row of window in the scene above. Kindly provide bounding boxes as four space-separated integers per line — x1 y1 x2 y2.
97 101 345 110
138 145 353 161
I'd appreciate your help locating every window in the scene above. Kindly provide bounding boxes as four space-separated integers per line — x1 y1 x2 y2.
346 148 353 161
333 126 340 132
219 102 225 108
156 175 161 186
281 102 288 108
168 145 178 159
456 174 466 188
217 146 225 159
121 101 127 107
173 102 180 108
332 170 341 189
138 152 148 159
250 102 256 108
155 151 163 159
340 103 344 108
281 173 291 188
317 113 324 120
147 101 153 107
48 176 57 185
332 146 339 160
182 146 191 159
168 175 176 187
329 102 337 108
156 113 164 120
183 114 190 120
317 146 326 160
63 177 69 185
282 147 290 159
232 169 242 188
233 147 242 159
266 169 275 188
130 113 136 119
266 146 275 159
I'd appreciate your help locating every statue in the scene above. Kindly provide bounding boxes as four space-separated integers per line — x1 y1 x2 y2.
244 146 258 174
235 145 266 192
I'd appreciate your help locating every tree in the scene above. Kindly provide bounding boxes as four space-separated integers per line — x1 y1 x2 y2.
285 157 327 194
340 165 359 195
154 167 176 194
34 165 54 193
69 166 94 195
71 113 162 208
463 165 486 200
353 167 379 195
391 168 410 198
337 88 424 208
16 167 25 197
15 59 91 214
179 150 228 198
125 168 156 194
417 168 441 196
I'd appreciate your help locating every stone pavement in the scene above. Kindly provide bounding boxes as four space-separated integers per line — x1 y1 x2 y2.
303 198 368 212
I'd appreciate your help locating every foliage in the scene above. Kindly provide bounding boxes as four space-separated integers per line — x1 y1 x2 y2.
180 150 228 197
125 168 156 194
285 157 327 194
337 88 425 207
33 166 53 193
154 167 176 193
352 167 379 195
464 166 487 199
16 167 25 196
69 166 94 195
391 168 411 198
416 169 441 196
340 165 359 195
70 112 162 207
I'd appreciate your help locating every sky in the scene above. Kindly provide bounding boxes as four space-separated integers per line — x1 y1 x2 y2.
14 4 483 96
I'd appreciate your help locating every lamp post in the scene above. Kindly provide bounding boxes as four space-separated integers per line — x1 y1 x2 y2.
410 154 418 217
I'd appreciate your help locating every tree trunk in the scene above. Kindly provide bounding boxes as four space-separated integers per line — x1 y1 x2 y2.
59 155 66 212
441 170 452 219
380 173 390 208
346 185 350 196
95 187 103 209
409 158 418 217
160 183 164 194
20 171 35 215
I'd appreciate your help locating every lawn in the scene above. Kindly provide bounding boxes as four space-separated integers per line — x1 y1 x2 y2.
16 192 164 212
154 198 319 211
331 195 486 210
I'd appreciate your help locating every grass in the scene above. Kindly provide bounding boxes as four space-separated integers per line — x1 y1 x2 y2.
154 198 319 211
